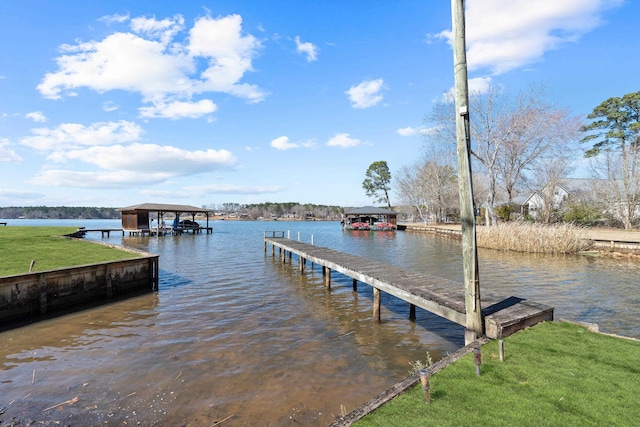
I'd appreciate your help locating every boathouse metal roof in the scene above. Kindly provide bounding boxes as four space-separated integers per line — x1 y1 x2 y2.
344 206 396 216
119 203 212 213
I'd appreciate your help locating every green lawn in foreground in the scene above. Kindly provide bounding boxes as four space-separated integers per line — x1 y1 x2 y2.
0 226 141 276
355 321 640 427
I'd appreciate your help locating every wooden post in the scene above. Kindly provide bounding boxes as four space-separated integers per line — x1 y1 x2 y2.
373 288 381 322
419 369 431 404
473 347 482 376
452 0 482 344
324 267 331 288
409 304 416 321
352 278 357 291
499 339 505 362
299 257 305 272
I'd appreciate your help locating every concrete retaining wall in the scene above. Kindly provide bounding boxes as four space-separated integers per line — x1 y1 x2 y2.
0 256 159 323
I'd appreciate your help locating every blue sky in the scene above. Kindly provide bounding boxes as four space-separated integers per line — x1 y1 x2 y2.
0 0 636 208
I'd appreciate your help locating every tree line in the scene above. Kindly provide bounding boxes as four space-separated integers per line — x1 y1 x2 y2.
389 85 640 229
202 202 344 220
0 203 346 221
0 206 120 219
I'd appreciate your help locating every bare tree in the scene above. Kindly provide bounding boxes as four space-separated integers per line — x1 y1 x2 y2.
495 89 582 211
427 84 580 226
395 145 457 223
395 162 430 222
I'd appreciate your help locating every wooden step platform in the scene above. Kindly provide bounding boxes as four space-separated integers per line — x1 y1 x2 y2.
264 233 553 340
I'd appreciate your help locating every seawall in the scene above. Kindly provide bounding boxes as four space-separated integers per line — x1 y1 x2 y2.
0 255 159 324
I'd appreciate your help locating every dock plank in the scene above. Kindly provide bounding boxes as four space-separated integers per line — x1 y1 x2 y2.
265 236 553 339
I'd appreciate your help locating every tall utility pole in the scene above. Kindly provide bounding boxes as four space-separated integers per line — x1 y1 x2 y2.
451 0 483 344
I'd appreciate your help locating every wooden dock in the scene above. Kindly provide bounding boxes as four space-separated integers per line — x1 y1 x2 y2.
75 226 213 238
264 232 553 340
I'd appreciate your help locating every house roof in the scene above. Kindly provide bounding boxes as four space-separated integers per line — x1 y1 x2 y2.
557 178 600 197
344 206 396 216
119 203 212 213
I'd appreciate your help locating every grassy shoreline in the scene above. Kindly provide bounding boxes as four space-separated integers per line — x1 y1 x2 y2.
0 226 141 276
349 321 640 426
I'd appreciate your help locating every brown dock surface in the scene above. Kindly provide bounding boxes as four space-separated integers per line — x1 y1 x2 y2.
264 234 553 340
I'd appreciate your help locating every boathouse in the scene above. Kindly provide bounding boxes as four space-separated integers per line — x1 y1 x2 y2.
343 206 398 230
119 203 213 235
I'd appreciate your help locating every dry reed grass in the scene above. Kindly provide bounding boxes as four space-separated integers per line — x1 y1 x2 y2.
476 222 592 254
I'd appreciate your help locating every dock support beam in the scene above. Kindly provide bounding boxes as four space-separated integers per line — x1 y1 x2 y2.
299 257 305 272
352 278 357 291
324 267 331 288
409 304 416 321
373 288 381 322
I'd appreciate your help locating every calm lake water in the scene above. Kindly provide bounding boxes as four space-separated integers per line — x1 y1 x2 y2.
1 219 639 426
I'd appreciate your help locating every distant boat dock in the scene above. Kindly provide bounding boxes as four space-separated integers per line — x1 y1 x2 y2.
264 231 553 340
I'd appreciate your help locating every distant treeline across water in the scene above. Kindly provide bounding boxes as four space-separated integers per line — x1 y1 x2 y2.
0 202 348 221
0 206 120 219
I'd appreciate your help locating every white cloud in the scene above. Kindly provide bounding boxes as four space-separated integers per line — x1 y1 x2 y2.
139 99 217 119
441 76 494 102
25 111 47 123
49 143 236 175
271 136 298 150
434 0 622 75
397 126 436 137
468 76 493 94
188 15 265 102
270 136 316 150
346 78 384 108
37 13 265 117
99 12 130 25
102 101 119 112
20 120 143 151
28 143 236 189
131 14 184 44
327 133 361 148
295 36 318 62
0 138 23 162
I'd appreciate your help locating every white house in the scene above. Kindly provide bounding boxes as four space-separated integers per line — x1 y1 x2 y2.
524 178 598 220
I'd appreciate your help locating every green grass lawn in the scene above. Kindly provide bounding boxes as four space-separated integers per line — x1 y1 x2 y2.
355 321 640 427
0 227 141 276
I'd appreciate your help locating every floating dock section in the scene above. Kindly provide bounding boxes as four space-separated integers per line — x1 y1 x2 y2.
264 232 553 340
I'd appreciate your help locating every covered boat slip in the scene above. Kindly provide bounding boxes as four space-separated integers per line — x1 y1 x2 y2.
119 203 214 236
342 206 398 231
264 233 553 340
